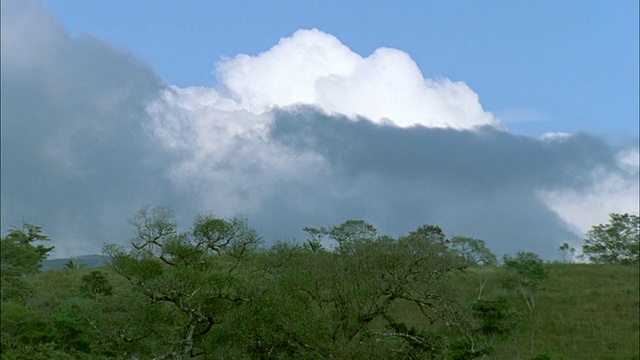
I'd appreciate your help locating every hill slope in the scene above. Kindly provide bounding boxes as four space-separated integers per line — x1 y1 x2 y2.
41 254 108 271
447 263 639 359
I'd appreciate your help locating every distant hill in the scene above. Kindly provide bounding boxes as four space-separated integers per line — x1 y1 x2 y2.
42 254 109 271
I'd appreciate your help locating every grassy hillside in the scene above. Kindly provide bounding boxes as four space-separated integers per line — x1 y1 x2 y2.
441 263 639 359
20 262 640 359
41 255 108 271
531 264 639 360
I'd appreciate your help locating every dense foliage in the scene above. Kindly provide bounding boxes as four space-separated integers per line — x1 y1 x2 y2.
582 213 639 264
1 208 638 359
1 223 54 301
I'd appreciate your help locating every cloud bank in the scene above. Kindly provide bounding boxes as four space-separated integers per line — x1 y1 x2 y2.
2 0 637 260
1 0 170 255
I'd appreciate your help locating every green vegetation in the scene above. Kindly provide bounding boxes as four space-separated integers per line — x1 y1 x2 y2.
582 213 639 264
1 222 54 301
1 210 638 359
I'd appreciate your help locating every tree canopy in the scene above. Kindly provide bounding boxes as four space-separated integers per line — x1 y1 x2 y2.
1 223 54 300
582 213 639 264
3 207 590 359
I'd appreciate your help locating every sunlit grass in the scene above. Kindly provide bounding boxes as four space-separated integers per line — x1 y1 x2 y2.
529 264 639 360
388 264 639 359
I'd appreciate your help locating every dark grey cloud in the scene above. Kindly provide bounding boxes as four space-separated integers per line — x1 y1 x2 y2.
271 107 616 189
256 106 627 258
1 0 181 256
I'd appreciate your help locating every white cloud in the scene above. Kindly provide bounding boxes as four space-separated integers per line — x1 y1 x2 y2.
147 28 503 216
216 29 499 129
539 132 572 141
146 86 330 216
539 148 640 238
617 148 640 174
1 0 68 71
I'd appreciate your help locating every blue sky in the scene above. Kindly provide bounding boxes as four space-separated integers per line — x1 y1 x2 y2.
2 0 639 259
41 0 639 136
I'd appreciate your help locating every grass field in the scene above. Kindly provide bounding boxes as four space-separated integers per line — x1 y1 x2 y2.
438 263 640 359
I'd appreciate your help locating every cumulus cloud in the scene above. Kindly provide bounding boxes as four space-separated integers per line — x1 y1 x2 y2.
217 29 499 129
2 1 637 260
146 86 329 216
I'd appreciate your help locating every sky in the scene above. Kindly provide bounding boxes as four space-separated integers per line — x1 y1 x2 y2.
1 0 638 260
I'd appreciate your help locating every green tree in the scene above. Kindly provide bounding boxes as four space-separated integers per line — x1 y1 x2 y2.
557 242 575 263
303 238 325 253
1 223 54 301
303 219 377 248
78 283 169 358
446 237 497 302
328 219 378 244
449 237 497 267
503 252 548 313
81 271 113 298
582 213 639 264
471 298 516 339
503 251 548 358
238 221 486 359
1 301 55 352
408 224 448 246
64 260 86 269
103 206 260 359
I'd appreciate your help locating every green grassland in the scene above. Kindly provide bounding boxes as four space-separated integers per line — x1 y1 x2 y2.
530 264 638 360
431 264 639 359
20 262 639 359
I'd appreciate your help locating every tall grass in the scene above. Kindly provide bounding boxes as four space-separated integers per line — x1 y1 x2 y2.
402 263 640 359
528 264 639 360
